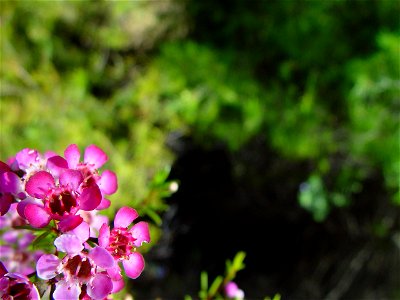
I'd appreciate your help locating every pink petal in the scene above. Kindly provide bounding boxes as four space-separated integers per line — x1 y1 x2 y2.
111 278 125 293
44 151 58 159
130 221 151 247
0 194 13 216
64 144 81 169
122 252 145 279
89 213 109 237
89 247 114 269
16 198 41 218
54 234 83 255
114 207 138 228
107 265 122 281
0 171 21 194
29 284 40 300
53 282 80 300
0 161 11 173
59 169 83 190
79 185 101 211
68 220 90 242
25 171 54 198
25 204 51 228
0 262 7 276
36 254 60 279
58 215 83 232
96 198 111 210
98 170 118 195
15 148 38 169
87 273 113 299
46 156 68 177
84 145 108 169
98 223 110 248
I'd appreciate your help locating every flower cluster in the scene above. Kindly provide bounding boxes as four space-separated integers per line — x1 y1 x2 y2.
0 145 150 299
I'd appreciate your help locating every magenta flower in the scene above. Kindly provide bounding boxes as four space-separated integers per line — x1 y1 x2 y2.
37 234 115 300
21 169 101 230
64 144 118 209
80 210 109 238
0 161 24 216
225 281 245 299
0 262 40 300
0 204 43 275
99 207 150 279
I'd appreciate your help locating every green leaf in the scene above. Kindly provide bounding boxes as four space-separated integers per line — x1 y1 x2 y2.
200 271 208 292
208 275 223 296
232 251 246 271
144 207 163 226
32 231 51 249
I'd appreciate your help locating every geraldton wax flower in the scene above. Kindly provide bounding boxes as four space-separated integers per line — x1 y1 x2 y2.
0 144 151 299
99 207 150 279
0 262 40 300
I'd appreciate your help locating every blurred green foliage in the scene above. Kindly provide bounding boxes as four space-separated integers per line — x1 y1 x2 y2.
1 0 399 229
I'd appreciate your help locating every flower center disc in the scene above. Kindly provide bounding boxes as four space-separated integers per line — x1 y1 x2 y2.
107 228 136 260
64 255 93 281
46 188 77 217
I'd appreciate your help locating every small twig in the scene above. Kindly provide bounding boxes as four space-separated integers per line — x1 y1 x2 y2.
325 244 372 300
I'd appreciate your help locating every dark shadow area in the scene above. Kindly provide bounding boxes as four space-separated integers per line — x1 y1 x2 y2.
135 136 400 299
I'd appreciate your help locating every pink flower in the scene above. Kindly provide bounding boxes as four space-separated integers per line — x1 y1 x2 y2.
0 206 43 275
64 144 118 209
99 207 150 279
0 262 40 300
0 161 24 215
36 234 115 300
21 169 102 230
80 210 109 238
225 281 245 299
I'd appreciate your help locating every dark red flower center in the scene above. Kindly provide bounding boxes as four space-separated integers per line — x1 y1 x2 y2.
77 164 99 189
4 277 31 300
107 228 136 260
64 255 93 281
45 187 77 218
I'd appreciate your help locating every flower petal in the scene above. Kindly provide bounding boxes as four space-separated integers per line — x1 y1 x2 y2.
0 171 21 194
111 278 125 294
58 215 83 233
53 281 80 300
89 247 114 269
0 194 13 216
114 207 138 228
25 204 51 228
130 221 150 247
59 169 83 190
64 144 81 169
122 252 145 279
29 283 41 300
68 220 89 242
0 161 11 173
96 198 111 210
25 171 54 198
36 254 60 279
54 234 83 255
84 145 108 169
46 156 68 178
15 148 38 169
87 273 113 300
107 265 122 281
98 170 118 195
0 262 7 277
98 223 110 248
79 185 101 211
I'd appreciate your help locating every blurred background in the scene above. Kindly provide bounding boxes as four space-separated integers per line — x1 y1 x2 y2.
1 0 399 299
